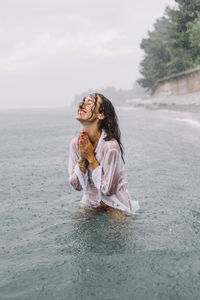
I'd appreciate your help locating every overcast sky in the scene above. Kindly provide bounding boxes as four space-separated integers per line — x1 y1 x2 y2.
0 0 175 109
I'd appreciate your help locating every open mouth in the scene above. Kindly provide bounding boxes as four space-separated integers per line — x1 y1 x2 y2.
79 109 87 114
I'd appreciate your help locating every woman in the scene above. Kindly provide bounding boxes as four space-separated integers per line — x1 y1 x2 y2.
68 93 139 214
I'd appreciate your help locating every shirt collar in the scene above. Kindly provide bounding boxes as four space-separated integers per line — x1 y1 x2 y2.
94 129 106 153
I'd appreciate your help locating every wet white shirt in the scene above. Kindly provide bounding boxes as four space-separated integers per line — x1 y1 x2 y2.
68 130 139 214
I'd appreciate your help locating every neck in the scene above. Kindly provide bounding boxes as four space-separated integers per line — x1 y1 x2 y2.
81 121 101 144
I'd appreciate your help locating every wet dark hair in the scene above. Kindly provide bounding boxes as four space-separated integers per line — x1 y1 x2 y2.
79 93 124 163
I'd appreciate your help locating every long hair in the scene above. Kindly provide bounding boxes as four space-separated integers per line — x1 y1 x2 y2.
78 93 125 163
94 93 125 163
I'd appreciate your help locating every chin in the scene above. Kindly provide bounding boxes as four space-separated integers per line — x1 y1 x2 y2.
76 115 84 122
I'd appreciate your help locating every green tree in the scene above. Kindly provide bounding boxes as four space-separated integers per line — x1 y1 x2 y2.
167 0 200 70
189 13 200 66
138 0 200 90
138 15 173 90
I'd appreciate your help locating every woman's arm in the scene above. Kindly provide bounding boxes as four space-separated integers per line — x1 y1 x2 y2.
78 157 87 174
68 138 87 191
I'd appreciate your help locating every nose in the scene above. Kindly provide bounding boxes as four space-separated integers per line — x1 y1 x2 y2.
79 101 85 109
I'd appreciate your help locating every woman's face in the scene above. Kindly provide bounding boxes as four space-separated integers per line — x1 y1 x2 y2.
76 94 101 122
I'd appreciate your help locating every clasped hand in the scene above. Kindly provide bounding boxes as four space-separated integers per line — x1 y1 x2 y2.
78 131 95 163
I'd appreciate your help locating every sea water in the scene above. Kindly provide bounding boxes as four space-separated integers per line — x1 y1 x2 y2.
0 106 200 300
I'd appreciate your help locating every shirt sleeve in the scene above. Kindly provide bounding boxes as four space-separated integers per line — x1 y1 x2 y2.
92 148 120 196
68 138 88 191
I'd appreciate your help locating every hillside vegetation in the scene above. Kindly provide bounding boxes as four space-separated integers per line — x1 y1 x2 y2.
138 0 200 90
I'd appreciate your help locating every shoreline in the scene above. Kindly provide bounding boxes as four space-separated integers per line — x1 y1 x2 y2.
135 101 200 114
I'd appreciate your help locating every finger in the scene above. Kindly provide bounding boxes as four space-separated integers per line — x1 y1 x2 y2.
79 138 84 145
84 135 91 144
80 135 87 141
80 131 87 136
80 134 87 142
79 140 86 150
80 135 86 142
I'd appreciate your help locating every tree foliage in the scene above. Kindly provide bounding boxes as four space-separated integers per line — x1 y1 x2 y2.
189 13 200 65
139 0 200 90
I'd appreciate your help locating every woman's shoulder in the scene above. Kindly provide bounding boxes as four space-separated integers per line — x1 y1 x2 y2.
102 138 120 152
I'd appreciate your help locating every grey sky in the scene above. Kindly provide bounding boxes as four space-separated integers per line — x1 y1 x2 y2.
0 0 175 109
